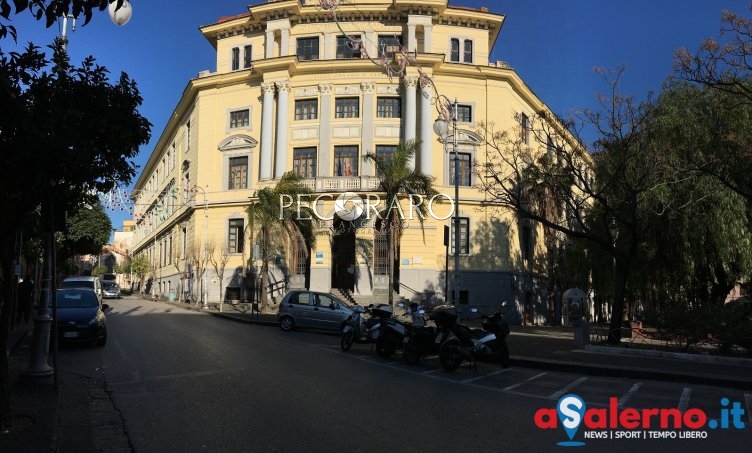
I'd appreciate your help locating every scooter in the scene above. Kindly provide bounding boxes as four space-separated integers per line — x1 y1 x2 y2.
434 304 510 372
340 304 384 351
401 303 440 364
374 304 409 359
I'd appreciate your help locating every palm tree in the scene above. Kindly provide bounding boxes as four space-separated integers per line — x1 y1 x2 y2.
248 172 316 309
363 139 437 305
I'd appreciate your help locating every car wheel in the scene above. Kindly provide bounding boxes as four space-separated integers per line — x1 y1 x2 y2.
375 338 395 359
279 316 295 332
439 340 462 371
341 330 355 351
96 329 107 347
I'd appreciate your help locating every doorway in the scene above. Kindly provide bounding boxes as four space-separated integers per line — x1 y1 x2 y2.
331 218 355 290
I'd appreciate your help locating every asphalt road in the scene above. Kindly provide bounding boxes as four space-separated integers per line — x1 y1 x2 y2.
56 296 751 452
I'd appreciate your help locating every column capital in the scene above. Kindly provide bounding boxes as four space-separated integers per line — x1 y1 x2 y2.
403 76 419 89
318 83 333 95
275 80 291 93
261 82 276 94
360 81 375 94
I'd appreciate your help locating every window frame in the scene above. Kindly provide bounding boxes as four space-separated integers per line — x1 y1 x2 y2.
449 152 472 187
228 218 245 254
334 145 359 176
243 44 252 68
450 38 460 62
336 35 361 59
296 36 320 61
378 35 403 59
463 39 473 63
229 109 250 129
293 147 317 178
335 97 360 119
294 98 318 121
374 145 396 177
451 217 470 255
521 113 530 144
456 104 472 123
376 97 401 118
231 47 240 71
228 156 249 190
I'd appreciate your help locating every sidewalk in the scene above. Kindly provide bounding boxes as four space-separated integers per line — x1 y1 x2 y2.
3 299 751 452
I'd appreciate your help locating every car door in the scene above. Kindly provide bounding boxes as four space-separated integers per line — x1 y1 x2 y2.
310 293 344 331
285 292 314 328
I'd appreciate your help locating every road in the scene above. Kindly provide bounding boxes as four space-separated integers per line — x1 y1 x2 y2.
56 296 751 452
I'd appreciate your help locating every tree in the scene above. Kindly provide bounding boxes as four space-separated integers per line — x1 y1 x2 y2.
129 253 149 292
0 1 127 40
477 67 675 343
59 202 112 263
248 172 315 310
207 238 231 312
186 240 208 307
0 38 150 431
363 139 437 306
673 6 752 202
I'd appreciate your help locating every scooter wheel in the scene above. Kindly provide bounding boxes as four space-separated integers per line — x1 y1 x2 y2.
439 340 463 372
341 331 355 351
404 340 420 364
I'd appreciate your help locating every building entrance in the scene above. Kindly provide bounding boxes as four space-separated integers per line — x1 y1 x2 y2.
331 218 355 290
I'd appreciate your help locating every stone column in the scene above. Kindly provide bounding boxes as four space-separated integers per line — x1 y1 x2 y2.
318 83 333 176
259 82 275 180
408 24 417 52
361 82 375 175
423 24 433 52
420 83 433 175
404 77 417 170
280 28 290 56
275 80 291 178
265 30 275 59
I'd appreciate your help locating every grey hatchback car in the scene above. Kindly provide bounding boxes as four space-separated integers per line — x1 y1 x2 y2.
277 290 354 332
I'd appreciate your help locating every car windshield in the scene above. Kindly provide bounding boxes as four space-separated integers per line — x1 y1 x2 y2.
57 291 98 308
103 282 118 289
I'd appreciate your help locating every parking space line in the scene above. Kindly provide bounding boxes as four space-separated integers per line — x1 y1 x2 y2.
549 376 589 399
421 369 442 376
678 387 691 411
460 369 509 384
618 383 642 407
745 393 752 426
503 372 547 391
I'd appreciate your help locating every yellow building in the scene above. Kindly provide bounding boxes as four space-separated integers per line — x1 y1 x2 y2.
131 0 560 323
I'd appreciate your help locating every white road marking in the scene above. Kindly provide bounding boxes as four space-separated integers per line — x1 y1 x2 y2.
503 372 547 391
678 387 692 411
549 376 589 399
618 383 642 407
460 369 509 384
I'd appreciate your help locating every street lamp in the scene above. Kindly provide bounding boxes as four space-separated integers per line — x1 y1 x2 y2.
433 98 460 306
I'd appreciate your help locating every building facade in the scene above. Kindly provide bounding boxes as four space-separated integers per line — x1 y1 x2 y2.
131 0 561 322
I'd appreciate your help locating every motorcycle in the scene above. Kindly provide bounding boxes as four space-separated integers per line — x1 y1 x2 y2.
434 304 511 372
401 303 440 364
374 304 409 359
340 304 382 351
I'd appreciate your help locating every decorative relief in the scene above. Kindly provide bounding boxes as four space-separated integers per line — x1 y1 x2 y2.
295 87 319 97
377 85 400 95
291 127 319 140
332 126 361 138
261 82 276 94
318 83 333 95
334 86 360 95
403 77 418 88
218 134 258 151
375 125 401 138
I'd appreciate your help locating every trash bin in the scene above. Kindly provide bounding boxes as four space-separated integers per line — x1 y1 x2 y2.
168 289 177 302
573 320 590 348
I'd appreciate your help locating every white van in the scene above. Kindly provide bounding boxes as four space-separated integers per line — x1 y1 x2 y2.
60 276 103 304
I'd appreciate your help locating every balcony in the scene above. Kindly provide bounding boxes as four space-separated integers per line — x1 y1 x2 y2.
300 176 381 192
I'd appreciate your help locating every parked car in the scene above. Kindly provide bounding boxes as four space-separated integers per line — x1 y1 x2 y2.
60 276 103 304
102 281 121 299
55 287 108 346
277 291 355 332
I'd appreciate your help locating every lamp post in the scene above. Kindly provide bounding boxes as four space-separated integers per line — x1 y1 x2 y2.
21 1 133 386
433 98 460 306
195 186 209 309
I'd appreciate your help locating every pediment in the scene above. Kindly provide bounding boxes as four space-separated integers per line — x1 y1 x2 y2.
218 134 258 151
438 129 483 146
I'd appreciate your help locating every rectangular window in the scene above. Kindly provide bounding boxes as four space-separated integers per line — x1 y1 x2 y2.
230 109 249 128
293 147 317 178
376 98 401 118
231 47 239 71
521 113 530 144
450 152 471 187
334 146 359 176
451 217 469 255
450 38 460 62
294 99 318 120
337 35 361 59
375 145 396 177
297 37 320 61
522 225 532 261
229 156 248 189
335 97 359 118
456 104 472 123
243 45 252 68
378 35 403 58
228 219 244 254
463 39 473 63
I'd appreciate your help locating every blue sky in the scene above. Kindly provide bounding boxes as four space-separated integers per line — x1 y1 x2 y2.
2 0 747 233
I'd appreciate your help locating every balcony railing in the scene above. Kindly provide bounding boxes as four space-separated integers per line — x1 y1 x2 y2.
300 176 381 192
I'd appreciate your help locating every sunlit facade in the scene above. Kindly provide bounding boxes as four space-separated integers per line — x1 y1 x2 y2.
131 1 562 322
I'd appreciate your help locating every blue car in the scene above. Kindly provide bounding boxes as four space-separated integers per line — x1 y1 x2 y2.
55 288 109 346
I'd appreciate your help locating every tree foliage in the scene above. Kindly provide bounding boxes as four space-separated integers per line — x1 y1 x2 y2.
59 202 112 260
0 0 126 41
